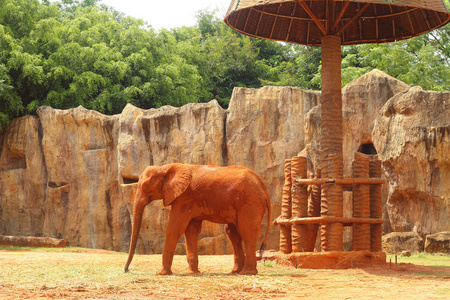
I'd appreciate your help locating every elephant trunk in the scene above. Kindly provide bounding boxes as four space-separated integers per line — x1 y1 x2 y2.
124 195 148 272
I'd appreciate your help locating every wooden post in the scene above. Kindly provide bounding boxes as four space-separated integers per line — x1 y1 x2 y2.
307 168 321 252
353 152 371 251
280 159 292 254
291 156 308 252
370 159 383 252
321 153 344 251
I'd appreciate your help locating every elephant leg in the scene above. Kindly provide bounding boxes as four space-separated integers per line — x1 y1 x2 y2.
225 224 245 273
238 217 261 275
158 214 190 275
185 219 202 274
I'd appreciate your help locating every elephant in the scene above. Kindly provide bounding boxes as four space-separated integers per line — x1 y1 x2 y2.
124 163 271 275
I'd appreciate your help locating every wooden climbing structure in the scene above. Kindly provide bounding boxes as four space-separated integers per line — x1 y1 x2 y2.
273 152 385 268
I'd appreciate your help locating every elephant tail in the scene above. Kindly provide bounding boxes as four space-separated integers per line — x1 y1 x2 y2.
264 194 271 247
259 193 271 260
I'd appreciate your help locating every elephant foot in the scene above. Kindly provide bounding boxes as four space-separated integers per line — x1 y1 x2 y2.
157 268 173 275
186 268 200 274
231 265 244 274
239 268 258 275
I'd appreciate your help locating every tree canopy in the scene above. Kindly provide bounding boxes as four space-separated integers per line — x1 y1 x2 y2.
1 0 449 131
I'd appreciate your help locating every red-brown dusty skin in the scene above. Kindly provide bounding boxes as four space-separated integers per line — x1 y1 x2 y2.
125 164 271 276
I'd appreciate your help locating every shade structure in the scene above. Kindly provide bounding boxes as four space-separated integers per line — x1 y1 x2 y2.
225 0 450 46
225 0 450 253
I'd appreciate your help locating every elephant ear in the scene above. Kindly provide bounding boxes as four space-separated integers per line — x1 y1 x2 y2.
161 164 192 206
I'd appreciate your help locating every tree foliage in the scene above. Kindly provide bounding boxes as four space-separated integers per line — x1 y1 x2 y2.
0 0 449 131
0 0 204 130
341 27 450 91
172 10 307 106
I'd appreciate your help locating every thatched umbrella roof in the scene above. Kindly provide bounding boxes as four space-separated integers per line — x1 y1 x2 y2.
225 0 450 46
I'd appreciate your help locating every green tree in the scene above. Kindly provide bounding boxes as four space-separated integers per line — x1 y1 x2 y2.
341 24 450 90
1 2 449 132
174 9 308 107
0 0 205 127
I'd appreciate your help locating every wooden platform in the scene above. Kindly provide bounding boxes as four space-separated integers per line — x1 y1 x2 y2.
276 251 386 269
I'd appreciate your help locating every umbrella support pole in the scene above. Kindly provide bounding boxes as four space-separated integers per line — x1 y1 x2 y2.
320 35 344 252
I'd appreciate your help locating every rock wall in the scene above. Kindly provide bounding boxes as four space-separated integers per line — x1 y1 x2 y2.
0 116 46 237
372 86 450 238
1 70 449 253
0 86 319 253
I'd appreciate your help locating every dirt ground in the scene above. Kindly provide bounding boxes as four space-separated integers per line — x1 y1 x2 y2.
0 248 449 299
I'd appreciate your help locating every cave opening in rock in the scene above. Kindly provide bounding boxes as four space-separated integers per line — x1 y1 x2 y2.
358 142 377 155
122 176 139 185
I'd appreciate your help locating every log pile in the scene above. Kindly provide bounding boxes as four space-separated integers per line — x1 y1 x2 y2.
0 235 67 248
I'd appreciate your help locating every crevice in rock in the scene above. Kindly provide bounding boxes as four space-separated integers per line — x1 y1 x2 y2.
84 147 107 151
105 190 114 247
122 176 139 185
221 112 228 166
47 181 69 188
141 118 153 166
38 118 49 189
119 205 132 252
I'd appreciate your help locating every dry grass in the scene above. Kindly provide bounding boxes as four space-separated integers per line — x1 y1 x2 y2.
0 247 449 299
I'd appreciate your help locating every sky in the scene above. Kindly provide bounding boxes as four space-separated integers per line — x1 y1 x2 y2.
100 0 233 30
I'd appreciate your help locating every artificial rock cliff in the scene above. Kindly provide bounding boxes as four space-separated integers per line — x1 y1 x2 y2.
0 70 449 253
372 86 450 238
